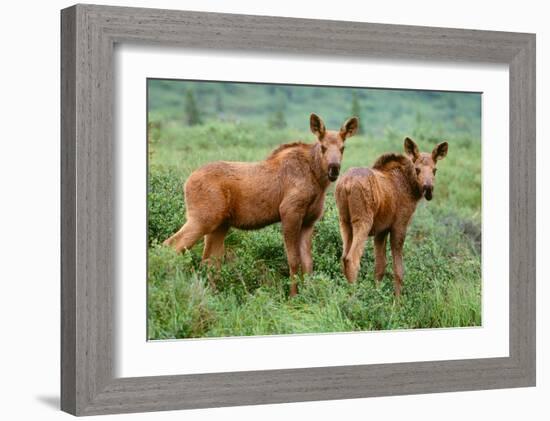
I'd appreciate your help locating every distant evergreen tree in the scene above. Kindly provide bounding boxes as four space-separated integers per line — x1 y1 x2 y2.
269 109 287 129
224 83 238 94
268 95 287 129
415 111 423 124
282 86 293 100
351 91 363 134
184 89 202 126
215 90 224 113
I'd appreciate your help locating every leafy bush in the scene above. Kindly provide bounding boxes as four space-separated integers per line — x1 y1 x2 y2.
148 244 215 338
147 166 185 245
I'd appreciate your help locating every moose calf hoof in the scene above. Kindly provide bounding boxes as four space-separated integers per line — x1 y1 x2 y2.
393 288 403 301
340 257 347 275
342 258 358 284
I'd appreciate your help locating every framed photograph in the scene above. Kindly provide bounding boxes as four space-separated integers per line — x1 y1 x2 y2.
61 4 536 416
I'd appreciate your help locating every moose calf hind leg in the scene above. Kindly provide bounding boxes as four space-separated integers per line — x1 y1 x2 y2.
339 219 353 262
202 224 229 268
164 218 206 253
343 222 370 284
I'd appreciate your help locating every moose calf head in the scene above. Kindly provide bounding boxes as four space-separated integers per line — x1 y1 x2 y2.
310 113 359 182
404 137 448 201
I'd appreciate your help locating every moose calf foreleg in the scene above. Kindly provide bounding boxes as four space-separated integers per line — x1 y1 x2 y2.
299 224 315 275
281 211 305 297
374 232 388 286
390 230 406 297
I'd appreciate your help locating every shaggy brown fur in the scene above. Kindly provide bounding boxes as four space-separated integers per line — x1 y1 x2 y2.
335 137 448 296
164 113 359 296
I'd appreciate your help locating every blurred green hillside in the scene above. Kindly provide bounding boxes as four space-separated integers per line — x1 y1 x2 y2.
148 79 481 140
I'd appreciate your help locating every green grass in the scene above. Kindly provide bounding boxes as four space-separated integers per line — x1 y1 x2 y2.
147 81 482 340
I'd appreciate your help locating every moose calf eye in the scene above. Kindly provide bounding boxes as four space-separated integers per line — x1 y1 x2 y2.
415 168 421 175
321 145 327 153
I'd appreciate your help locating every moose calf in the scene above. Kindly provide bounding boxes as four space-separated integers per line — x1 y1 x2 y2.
164 113 359 296
335 137 448 296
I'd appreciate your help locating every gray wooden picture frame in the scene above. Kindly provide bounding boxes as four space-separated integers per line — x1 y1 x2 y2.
60 3 536 416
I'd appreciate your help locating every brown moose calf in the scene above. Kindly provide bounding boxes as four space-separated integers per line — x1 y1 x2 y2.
164 113 359 296
335 137 448 296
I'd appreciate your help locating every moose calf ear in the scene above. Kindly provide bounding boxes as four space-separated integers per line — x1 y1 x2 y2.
310 113 326 139
432 142 449 161
404 137 420 161
340 117 359 140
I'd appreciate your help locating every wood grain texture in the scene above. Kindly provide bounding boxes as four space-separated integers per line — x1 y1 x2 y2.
60 3 536 416
60 5 77 414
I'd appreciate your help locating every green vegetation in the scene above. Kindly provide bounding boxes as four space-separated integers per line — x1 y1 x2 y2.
147 79 482 340
350 91 363 134
184 89 202 126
